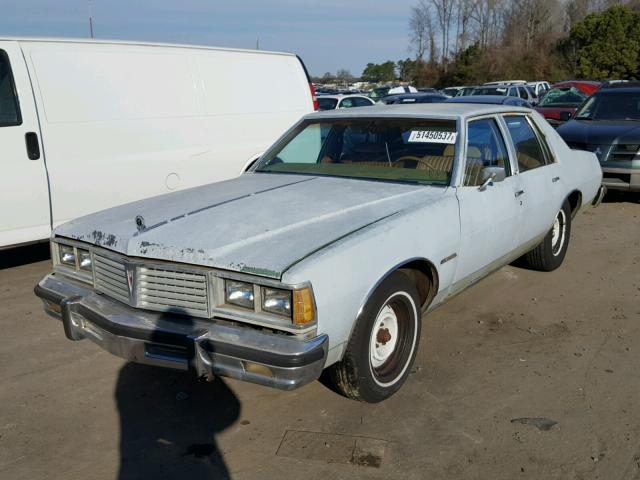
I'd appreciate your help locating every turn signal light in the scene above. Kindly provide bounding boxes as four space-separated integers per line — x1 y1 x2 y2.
293 287 315 325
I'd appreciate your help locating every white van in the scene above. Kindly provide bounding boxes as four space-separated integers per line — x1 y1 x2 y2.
0 38 317 249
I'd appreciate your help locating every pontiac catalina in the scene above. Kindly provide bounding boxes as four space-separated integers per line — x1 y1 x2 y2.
35 104 604 402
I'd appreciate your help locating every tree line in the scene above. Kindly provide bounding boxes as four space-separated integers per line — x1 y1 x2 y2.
313 1 640 88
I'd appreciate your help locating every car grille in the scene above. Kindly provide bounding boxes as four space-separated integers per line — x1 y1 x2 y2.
608 144 638 162
138 266 208 315
566 142 638 162
92 253 209 317
93 253 130 304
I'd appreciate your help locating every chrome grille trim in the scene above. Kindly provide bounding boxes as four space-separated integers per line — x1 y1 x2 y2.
93 253 129 304
138 267 208 315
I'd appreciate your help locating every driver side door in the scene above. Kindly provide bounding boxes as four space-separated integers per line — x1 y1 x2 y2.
452 116 524 290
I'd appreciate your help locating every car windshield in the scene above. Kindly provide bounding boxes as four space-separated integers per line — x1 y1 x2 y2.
254 119 457 185
369 87 390 100
575 92 640 120
472 87 507 96
538 87 587 107
318 98 338 110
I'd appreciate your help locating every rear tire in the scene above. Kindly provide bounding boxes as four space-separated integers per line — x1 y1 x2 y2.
326 271 422 403
521 199 572 272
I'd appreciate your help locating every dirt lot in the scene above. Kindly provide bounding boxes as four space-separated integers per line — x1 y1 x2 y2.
1 195 639 480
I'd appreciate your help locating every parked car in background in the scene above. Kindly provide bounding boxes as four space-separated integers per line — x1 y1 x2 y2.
369 85 418 101
558 86 640 193
455 85 478 96
527 81 551 98
417 87 438 93
484 80 527 86
36 104 603 403
552 80 601 96
380 92 448 105
0 38 316 249
445 95 532 108
471 84 534 104
318 95 375 110
441 86 463 97
535 87 588 127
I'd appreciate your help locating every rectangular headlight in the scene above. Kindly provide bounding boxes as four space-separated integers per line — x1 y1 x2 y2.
59 244 76 267
78 249 92 272
261 287 291 317
225 280 254 309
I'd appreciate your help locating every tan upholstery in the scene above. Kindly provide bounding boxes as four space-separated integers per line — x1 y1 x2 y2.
464 146 485 186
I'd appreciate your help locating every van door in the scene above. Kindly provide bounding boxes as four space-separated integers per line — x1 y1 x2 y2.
0 41 50 248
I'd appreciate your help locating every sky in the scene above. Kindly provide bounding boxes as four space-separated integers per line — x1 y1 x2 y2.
1 0 418 77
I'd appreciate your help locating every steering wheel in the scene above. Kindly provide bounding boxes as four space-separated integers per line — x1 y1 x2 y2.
393 155 437 170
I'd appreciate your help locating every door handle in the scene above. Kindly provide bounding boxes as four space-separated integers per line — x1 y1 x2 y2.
25 132 40 160
515 190 525 198
552 176 560 183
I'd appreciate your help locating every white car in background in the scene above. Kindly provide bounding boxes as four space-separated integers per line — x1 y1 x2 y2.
317 94 375 110
528 81 552 98
36 104 604 403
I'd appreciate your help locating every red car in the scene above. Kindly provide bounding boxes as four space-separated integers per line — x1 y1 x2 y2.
535 81 601 127
552 80 601 95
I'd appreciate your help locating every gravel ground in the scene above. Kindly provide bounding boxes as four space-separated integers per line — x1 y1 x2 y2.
0 194 638 480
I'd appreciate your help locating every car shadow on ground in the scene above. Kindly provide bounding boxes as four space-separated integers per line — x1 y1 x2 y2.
115 309 241 479
603 190 639 204
116 363 240 479
0 242 50 270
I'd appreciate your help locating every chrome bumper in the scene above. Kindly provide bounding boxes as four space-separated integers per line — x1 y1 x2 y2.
592 184 607 207
602 167 640 192
35 274 328 390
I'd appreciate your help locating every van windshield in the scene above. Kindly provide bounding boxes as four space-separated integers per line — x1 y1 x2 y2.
254 119 457 185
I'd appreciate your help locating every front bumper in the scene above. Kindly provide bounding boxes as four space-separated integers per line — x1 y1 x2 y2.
35 274 328 390
601 166 640 192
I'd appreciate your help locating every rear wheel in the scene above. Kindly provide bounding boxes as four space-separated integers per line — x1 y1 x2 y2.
521 199 572 271
327 271 422 403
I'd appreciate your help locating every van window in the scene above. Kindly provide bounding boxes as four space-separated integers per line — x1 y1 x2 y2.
0 51 21 126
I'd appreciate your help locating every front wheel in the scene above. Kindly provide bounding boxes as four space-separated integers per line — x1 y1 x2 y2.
326 271 422 403
521 199 572 271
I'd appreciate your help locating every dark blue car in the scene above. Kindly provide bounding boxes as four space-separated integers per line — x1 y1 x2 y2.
445 95 532 108
557 87 640 193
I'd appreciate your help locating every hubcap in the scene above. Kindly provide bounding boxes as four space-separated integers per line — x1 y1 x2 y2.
551 209 566 256
370 305 399 368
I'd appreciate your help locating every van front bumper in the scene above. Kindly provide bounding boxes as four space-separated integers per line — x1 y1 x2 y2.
35 274 328 390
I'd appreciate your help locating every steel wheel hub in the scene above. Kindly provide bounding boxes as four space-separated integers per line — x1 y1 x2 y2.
370 304 399 368
551 209 566 255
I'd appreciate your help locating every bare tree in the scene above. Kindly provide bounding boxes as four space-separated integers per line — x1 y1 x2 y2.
454 0 474 55
430 0 456 66
409 1 439 62
469 0 504 48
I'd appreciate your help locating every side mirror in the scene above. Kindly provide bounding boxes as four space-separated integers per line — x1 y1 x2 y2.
478 172 496 191
559 111 572 121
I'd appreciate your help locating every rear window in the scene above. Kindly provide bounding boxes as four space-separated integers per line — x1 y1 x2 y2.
318 98 338 110
255 118 458 185
0 50 21 126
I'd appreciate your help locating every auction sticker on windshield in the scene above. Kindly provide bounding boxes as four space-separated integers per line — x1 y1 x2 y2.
408 130 458 144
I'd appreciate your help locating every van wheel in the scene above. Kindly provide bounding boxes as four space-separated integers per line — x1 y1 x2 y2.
327 271 421 403
521 199 572 271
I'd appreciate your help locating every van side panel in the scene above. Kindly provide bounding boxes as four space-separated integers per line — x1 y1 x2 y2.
21 41 311 228
0 41 50 249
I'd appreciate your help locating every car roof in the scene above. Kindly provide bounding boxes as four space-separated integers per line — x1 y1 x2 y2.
446 95 512 104
595 87 640 94
318 94 369 100
304 103 530 121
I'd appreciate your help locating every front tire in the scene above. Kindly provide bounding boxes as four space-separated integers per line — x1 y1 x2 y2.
521 199 572 271
327 271 422 403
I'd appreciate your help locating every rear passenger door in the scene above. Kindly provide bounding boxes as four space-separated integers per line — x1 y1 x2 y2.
502 114 560 245
0 41 50 248
453 116 524 285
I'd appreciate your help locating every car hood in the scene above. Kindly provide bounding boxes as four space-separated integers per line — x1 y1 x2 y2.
55 173 442 279
557 119 640 145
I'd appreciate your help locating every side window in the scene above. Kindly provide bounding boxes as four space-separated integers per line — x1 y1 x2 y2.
519 87 528 100
0 51 22 127
464 118 511 187
508 87 518 97
353 97 373 107
339 98 354 109
504 115 547 172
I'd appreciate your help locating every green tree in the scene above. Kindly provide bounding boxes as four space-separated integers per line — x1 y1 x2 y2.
361 61 397 82
568 5 640 79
